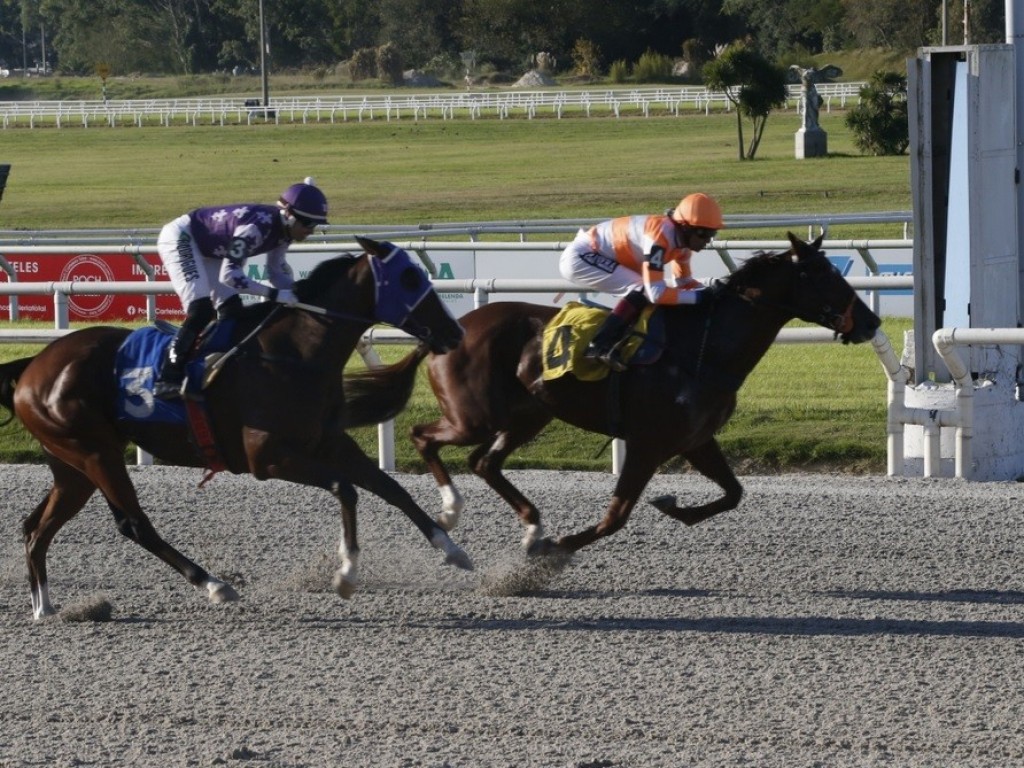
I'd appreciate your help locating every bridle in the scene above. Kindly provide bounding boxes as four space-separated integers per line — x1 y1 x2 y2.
732 255 857 338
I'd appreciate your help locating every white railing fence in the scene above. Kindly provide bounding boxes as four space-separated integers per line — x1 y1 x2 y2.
0 83 867 128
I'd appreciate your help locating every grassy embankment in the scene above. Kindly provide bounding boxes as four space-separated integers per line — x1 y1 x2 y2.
0 89 912 472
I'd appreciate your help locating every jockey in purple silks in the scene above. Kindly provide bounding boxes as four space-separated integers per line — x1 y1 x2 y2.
152 178 329 399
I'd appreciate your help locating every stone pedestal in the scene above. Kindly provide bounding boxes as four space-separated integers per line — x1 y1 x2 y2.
795 127 828 158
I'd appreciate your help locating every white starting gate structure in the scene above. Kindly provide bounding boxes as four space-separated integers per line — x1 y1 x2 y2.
894 22 1024 479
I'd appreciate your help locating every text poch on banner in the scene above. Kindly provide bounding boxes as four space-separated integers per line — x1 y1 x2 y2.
0 253 185 322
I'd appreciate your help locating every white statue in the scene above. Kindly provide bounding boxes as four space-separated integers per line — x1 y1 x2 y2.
789 64 842 131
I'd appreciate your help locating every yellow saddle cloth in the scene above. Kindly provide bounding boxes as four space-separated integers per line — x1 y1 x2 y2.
541 301 652 382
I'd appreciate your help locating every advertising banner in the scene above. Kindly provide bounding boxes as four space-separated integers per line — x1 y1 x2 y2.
0 252 183 322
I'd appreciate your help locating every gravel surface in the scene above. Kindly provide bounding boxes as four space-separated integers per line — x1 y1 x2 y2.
2 465 1024 767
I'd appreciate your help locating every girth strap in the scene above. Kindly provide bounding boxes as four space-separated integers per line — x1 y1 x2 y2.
183 395 227 487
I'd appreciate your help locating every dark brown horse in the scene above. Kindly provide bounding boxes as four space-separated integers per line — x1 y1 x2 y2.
0 237 469 619
411 233 881 558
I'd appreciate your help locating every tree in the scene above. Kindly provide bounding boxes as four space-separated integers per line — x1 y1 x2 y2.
845 70 909 156
841 0 935 49
721 0 847 57
703 41 787 160
39 0 180 74
937 0 1004 44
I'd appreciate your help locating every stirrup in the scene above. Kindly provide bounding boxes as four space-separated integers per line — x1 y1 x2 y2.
598 350 628 373
585 342 622 372
153 378 185 400
584 343 627 372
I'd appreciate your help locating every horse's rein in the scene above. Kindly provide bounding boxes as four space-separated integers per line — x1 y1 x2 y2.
292 301 373 325
205 307 282 383
207 295 424 381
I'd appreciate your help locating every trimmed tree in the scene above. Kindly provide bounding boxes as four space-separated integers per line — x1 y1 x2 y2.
845 70 909 156
703 42 788 160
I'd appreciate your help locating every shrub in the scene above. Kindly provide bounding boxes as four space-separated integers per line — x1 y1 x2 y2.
633 49 674 83
376 43 404 86
349 48 376 82
845 70 909 156
423 52 461 79
609 59 631 83
571 39 602 77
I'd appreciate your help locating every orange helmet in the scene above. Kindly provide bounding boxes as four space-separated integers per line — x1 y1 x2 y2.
671 193 724 229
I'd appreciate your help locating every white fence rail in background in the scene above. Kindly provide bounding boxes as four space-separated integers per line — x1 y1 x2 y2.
0 210 913 245
0 83 866 128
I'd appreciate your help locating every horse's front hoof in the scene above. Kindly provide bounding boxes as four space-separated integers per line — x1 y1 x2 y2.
431 530 473 571
206 580 240 604
445 547 474 571
650 494 677 513
332 570 357 600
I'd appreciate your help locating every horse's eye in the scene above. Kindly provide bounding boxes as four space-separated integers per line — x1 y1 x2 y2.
399 266 424 292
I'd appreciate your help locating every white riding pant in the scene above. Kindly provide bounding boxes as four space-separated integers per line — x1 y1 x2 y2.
157 214 236 310
559 231 642 299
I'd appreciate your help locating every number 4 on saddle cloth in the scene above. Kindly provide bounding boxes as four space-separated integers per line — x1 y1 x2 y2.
115 321 236 476
542 301 664 382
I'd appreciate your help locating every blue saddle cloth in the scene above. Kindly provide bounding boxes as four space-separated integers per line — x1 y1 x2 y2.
115 321 236 425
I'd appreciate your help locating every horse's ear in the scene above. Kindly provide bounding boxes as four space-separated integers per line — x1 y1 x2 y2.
786 231 824 259
355 235 381 255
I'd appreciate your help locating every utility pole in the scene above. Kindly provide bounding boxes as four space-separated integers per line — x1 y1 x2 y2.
259 0 269 116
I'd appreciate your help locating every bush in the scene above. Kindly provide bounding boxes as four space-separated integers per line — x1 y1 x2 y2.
609 60 631 83
349 48 376 82
376 43 404 86
845 70 909 156
571 39 602 77
633 49 674 83
423 52 462 80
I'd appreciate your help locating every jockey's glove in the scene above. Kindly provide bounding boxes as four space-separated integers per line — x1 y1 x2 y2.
271 288 298 306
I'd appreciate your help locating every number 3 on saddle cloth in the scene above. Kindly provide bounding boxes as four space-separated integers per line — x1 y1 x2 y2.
542 301 665 382
114 320 236 481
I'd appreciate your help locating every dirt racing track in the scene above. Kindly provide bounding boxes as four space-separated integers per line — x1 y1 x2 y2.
2 465 1024 767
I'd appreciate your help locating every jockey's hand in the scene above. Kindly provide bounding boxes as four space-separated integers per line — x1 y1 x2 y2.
273 288 298 306
644 281 666 303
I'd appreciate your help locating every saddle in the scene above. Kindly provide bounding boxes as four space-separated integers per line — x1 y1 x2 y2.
541 302 665 382
115 320 237 422
115 319 240 483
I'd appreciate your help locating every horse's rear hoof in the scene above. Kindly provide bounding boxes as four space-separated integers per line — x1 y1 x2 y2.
206 580 240 604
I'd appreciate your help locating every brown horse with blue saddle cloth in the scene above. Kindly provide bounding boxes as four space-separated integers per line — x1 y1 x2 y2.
0 237 470 619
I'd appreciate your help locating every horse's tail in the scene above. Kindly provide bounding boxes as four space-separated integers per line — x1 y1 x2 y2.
341 343 430 429
0 356 34 426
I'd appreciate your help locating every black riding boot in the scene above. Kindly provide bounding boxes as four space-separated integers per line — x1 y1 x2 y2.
216 294 244 320
154 298 214 400
585 290 650 372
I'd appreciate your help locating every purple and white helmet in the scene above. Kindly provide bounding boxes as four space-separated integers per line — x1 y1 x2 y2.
278 177 329 224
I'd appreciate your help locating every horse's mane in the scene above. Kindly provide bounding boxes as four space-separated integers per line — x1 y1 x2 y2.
221 251 364 330
721 248 792 290
293 252 361 303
